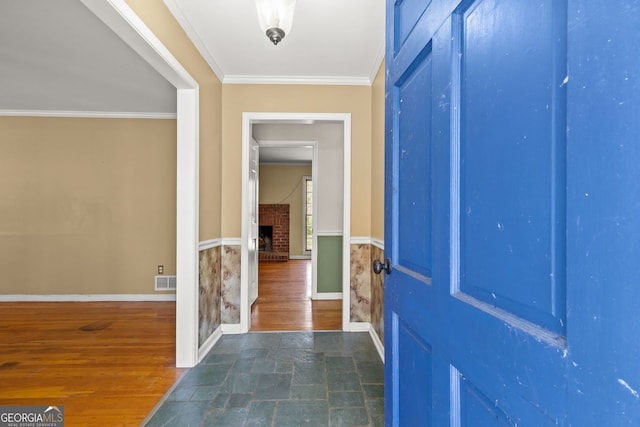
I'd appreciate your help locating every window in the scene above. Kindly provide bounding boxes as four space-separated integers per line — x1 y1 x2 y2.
304 176 313 252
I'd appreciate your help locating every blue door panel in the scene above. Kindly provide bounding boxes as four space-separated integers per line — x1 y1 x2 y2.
396 318 433 426
457 0 567 334
394 0 433 53
565 1 640 425
395 50 433 279
385 0 640 424
456 372 559 427
460 377 515 427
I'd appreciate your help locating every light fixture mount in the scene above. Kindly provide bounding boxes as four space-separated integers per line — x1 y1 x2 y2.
266 27 286 45
255 0 296 46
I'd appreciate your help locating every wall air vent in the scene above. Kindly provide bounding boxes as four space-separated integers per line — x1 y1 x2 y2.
154 275 177 291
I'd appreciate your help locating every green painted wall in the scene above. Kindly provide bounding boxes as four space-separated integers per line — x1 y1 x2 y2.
317 236 342 293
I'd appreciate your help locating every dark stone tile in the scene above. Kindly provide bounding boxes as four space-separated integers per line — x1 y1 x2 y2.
328 391 365 408
330 407 370 427
291 384 327 400
276 360 294 373
246 401 276 426
145 401 210 427
313 333 344 353
231 357 255 372
251 357 277 373
366 398 384 416
201 352 238 364
357 361 384 384
221 373 259 394
145 401 180 426
293 362 326 385
274 401 329 426
270 348 325 363
180 363 231 387
210 392 230 409
327 371 362 391
189 385 221 401
326 356 355 373
228 393 253 408
281 332 316 348
343 333 377 353
240 348 270 359
242 333 282 349
371 414 385 427
362 384 384 399
168 386 196 402
211 338 243 354
353 350 382 362
255 373 293 399
202 407 248 426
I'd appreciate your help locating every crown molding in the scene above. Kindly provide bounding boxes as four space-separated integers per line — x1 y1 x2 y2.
223 75 373 86
0 110 176 119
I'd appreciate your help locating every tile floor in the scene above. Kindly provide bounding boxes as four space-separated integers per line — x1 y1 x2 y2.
144 332 384 427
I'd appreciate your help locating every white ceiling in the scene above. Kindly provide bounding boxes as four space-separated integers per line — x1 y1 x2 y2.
151 0 385 85
0 0 176 115
0 0 384 114
259 146 313 164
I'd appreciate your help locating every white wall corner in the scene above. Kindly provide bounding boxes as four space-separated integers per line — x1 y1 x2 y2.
369 324 385 363
198 325 223 363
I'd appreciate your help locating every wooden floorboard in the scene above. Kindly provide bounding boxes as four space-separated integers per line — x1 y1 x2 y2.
251 259 342 331
0 302 182 426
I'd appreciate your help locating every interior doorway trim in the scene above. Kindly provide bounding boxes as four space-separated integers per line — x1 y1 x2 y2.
241 112 352 333
86 0 200 367
256 140 319 297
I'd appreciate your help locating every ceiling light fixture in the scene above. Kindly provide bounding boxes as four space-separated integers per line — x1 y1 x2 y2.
255 0 296 46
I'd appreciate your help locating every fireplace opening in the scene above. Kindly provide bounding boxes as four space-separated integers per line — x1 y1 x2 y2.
259 226 273 251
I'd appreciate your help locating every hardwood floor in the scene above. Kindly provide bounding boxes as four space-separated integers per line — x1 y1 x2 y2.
0 302 182 426
251 259 342 331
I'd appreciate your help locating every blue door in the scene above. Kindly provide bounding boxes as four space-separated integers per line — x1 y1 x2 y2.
384 0 640 425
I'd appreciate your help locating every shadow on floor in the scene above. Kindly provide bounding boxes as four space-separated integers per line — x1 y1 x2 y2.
144 332 384 427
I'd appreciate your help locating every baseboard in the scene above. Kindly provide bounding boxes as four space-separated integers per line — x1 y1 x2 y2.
348 322 371 332
221 323 245 334
289 255 312 260
0 294 177 302
198 325 223 362
368 325 385 363
313 292 343 300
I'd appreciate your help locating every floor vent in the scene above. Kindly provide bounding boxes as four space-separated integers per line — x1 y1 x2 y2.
155 275 176 291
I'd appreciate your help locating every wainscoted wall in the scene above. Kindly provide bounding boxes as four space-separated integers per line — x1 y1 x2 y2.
318 235 343 293
350 244 372 322
221 245 241 324
371 244 385 343
350 241 385 344
199 246 221 346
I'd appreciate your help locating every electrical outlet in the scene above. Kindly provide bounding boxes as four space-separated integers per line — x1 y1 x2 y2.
158 265 164 275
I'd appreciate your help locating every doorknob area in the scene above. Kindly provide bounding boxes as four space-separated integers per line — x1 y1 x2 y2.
372 258 391 275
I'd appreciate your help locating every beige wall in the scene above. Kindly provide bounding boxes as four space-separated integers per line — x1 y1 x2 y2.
126 0 223 241
221 84 372 238
371 61 385 240
259 165 312 256
0 117 176 294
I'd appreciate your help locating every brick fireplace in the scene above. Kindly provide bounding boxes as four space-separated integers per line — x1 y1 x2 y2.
259 204 289 262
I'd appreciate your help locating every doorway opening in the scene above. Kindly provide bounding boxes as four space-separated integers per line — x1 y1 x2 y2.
241 113 352 333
